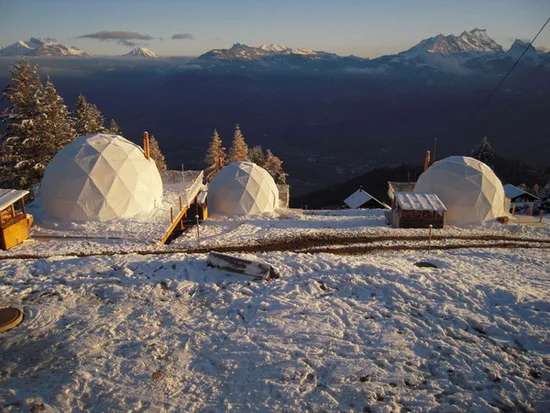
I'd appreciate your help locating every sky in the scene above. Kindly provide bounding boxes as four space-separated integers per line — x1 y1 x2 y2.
1 0 550 57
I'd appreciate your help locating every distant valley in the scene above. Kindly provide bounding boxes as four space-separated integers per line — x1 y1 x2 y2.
1 29 549 195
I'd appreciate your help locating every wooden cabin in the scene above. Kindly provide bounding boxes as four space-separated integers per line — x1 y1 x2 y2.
392 192 446 229
0 189 33 250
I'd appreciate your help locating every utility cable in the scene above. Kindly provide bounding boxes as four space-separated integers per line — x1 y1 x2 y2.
470 16 550 120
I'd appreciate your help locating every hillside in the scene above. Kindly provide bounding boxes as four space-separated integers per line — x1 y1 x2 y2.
293 157 550 209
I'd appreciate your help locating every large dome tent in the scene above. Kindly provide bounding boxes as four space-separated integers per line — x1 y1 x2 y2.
41 134 163 222
414 156 506 225
208 162 279 216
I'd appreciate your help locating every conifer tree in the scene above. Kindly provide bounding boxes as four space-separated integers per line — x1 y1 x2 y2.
227 124 249 163
471 136 495 169
0 60 74 189
39 77 75 155
107 119 121 135
149 135 167 172
74 94 105 135
204 129 226 178
249 145 266 167
264 149 288 184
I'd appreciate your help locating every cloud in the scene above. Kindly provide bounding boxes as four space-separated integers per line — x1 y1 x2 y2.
78 31 153 47
171 33 194 40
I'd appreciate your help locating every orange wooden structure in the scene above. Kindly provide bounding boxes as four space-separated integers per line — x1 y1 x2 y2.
0 189 33 250
160 172 208 244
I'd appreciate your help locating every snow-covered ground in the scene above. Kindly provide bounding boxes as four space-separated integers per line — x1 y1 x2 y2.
1 191 549 411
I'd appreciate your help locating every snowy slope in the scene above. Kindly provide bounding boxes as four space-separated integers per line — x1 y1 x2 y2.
0 185 549 411
0 244 549 411
0 38 89 57
124 47 159 58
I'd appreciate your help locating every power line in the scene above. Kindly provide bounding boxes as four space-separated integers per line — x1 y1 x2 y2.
470 16 550 121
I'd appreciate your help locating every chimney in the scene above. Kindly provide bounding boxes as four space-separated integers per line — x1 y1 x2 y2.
424 150 431 171
143 131 150 160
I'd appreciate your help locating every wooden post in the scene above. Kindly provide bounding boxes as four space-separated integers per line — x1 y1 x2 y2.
171 171 176 184
143 131 150 160
540 210 545 223
170 207 174 223
424 151 431 171
195 214 200 244
530 204 535 216
179 196 183 211
511 204 516 215
428 224 433 253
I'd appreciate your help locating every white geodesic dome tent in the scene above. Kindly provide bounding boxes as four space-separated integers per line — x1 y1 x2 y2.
41 134 163 222
208 162 279 215
414 156 506 225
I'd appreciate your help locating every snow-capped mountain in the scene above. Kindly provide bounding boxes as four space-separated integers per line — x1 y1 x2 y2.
123 47 158 58
196 43 338 62
507 39 539 65
0 38 89 57
405 28 502 56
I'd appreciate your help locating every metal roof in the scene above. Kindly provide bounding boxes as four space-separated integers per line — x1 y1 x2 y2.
344 188 389 209
0 189 29 211
503 184 538 200
395 192 446 211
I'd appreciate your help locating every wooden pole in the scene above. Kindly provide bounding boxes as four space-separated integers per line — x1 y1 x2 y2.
511 204 516 215
170 207 174 223
195 214 200 244
540 210 545 223
143 131 150 160
179 196 183 211
530 204 535 216
424 151 431 171
428 224 433 253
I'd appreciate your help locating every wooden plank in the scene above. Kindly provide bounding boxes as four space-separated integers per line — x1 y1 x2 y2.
206 252 280 281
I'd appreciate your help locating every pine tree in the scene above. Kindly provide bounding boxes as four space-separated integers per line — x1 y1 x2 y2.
249 145 266 167
471 136 495 169
204 129 226 178
227 124 249 163
0 58 44 189
264 149 288 184
0 60 74 190
74 94 105 135
39 77 75 155
107 119 121 135
149 135 167 172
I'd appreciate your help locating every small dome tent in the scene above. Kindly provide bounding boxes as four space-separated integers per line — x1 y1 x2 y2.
414 156 506 225
41 134 163 222
208 162 279 215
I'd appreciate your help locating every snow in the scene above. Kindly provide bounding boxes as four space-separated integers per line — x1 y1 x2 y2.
0 189 29 211
124 47 159 58
0 38 89 57
395 192 446 212
1 188 550 411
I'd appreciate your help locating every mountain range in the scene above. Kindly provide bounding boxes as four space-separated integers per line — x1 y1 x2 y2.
194 29 549 75
0 38 89 57
1 29 548 75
